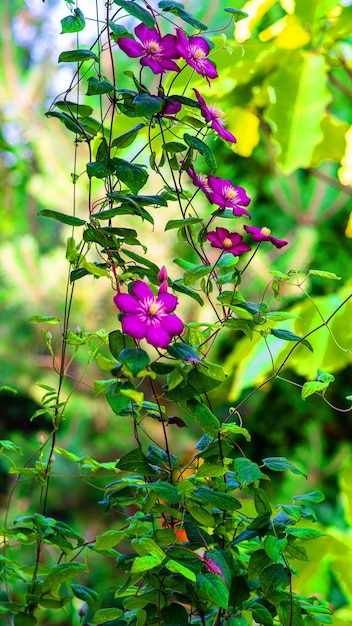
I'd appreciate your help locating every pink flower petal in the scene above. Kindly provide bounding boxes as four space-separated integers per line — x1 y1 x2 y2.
162 314 184 336
121 315 146 340
132 281 154 301
117 37 144 58
146 324 171 348
135 23 159 44
157 292 178 313
114 293 139 314
212 120 236 143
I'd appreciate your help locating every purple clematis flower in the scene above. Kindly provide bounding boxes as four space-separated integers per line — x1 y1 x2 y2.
117 23 180 75
114 280 184 349
186 165 212 200
176 29 218 82
244 225 288 249
207 176 251 218
194 89 236 143
206 227 251 256
162 100 182 117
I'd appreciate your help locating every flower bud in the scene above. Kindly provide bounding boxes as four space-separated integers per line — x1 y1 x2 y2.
158 265 168 283
158 280 168 294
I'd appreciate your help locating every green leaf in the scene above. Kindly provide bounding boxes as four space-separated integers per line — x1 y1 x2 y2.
29 315 61 325
254 487 272 514
112 123 145 149
86 161 114 179
106 382 134 416
259 563 290 596
220 423 251 442
183 133 216 173
277 599 304 626
162 141 188 154
86 76 114 95
165 218 203 231
122 248 159 273
117 448 157 475
93 608 124 624
232 458 264 486
94 530 125 551
133 93 163 116
193 487 241 511
264 52 331 173
61 8 85 33
42 562 86 593
172 280 204 306
270 328 313 352
115 162 148 194
58 49 98 63
109 21 129 38
286 528 325 540
14 615 37 626
308 269 341 281
301 380 330 400
262 457 307 477
266 312 299 322
71 584 101 615
131 554 164 573
224 8 249 21
317 369 335 383
184 264 212 286
142 482 180 503
55 100 93 117
119 348 150 376
114 0 156 29
292 490 325 504
54 446 79 462
38 209 85 226
251 604 274 626
187 399 220 438
158 0 208 30
195 573 229 609
187 363 227 394
0 440 22 454
167 342 202 362
248 549 272 580
264 536 287 562
109 329 135 359
197 459 227 478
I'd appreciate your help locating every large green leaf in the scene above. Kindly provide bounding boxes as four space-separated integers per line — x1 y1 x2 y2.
114 0 156 29
195 573 229 609
225 288 352 399
295 0 338 24
264 52 331 173
42 562 86 593
61 8 85 33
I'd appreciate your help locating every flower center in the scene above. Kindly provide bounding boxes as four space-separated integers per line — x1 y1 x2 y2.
198 174 209 186
209 104 225 120
222 237 232 248
190 45 206 60
148 301 160 316
146 40 161 55
261 227 271 236
224 186 238 201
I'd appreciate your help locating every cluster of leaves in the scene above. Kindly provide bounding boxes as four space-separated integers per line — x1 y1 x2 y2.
1 1 351 625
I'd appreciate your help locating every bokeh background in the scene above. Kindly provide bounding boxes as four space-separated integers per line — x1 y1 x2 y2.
1 0 352 623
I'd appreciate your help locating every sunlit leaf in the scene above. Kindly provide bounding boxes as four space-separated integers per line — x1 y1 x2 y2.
61 8 85 33
114 0 156 29
264 52 331 173
58 49 98 63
